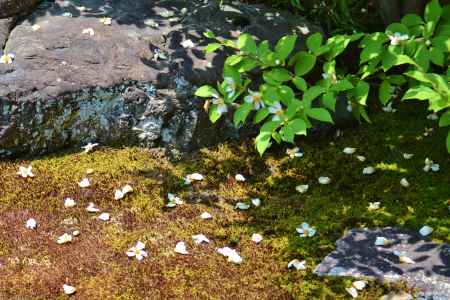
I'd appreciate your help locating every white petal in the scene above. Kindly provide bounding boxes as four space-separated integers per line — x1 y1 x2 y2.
192 234 210 244
86 202 100 213
419 225 433 237
72 230 80 237
190 173 204 181
64 198 76 208
251 233 263 243
251 198 261 207
200 212 212 219
400 178 410 187
362 166 375 175
136 241 146 250
63 284 76 295
181 39 195 48
235 202 250 210
403 153 413 159
368 202 380 210
174 241 189 255
295 184 309 193
98 213 110 221
235 174 246 182
78 178 90 188
287 259 306 270
356 155 366 162
352 280 367 290
343 147 356 154
26 218 37 230
318 176 331 185
57 233 72 244
345 287 358 298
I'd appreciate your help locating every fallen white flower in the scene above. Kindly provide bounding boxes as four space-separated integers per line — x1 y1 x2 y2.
217 247 242 264
200 212 212 219
98 212 110 221
287 259 306 270
26 218 37 230
174 241 189 255
166 193 183 208
374 236 392 246
419 225 433 237
78 178 90 188
82 28 95 36
64 198 76 208
251 198 261 207
114 184 133 200
400 178 410 188
235 202 250 210
17 165 34 178
184 173 204 184
318 176 331 185
295 184 309 193
31 24 41 31
362 166 375 175
235 174 246 182
181 39 195 49
57 233 72 244
346 280 367 299
126 241 147 261
356 155 366 162
86 202 100 213
63 284 76 295
192 234 210 244
81 142 98 153
403 153 414 159
296 222 316 237
343 147 356 154
251 233 263 243
368 202 380 211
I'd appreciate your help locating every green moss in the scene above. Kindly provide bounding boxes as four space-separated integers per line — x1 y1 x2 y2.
0 103 449 299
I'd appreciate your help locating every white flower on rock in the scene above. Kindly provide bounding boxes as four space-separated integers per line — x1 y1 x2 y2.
126 241 147 261
296 222 316 237
400 178 410 188
286 147 303 159
295 184 309 193
403 153 414 159
374 236 393 246
318 176 331 185
26 218 37 230
244 90 265 110
345 280 367 298
184 173 204 185
217 247 242 264
63 284 76 295
114 184 133 200
0 53 15 64
251 233 263 243
86 202 100 213
423 158 439 172
356 155 366 162
57 233 73 244
235 202 250 210
64 198 76 208
98 212 110 221
419 225 433 237
394 251 415 264
99 17 112 25
287 259 306 270
192 234 210 244
343 147 356 154
268 102 285 121
78 178 90 188
17 165 34 178
200 212 212 219
82 28 95 36
362 166 375 175
251 198 261 207
81 142 98 153
174 241 189 255
235 174 246 182
368 202 380 211
388 32 409 45
181 39 195 49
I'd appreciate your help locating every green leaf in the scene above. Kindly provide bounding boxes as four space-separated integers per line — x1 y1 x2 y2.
275 34 297 60
195 85 218 98
322 92 337 111
404 70 432 83
401 14 424 28
359 105 372 123
431 36 450 55
280 124 295 142
325 35 352 60
429 47 445 66
292 77 307 92
303 86 326 106
414 45 430 72
379 80 392 105
439 110 450 127
278 85 295 105
447 131 450 153
382 51 417 71
263 68 292 84
261 85 278 105
386 23 409 35
402 86 442 101
255 132 271 155
387 75 406 85
306 32 322 54
306 108 334 123
209 105 223 123
204 43 221 54
360 43 383 63
203 31 216 39
332 78 354 92
253 108 270 123
294 52 316 76
354 80 370 106
225 55 243 66
290 118 307 135
236 34 257 54
233 102 253 126
425 0 442 24
237 58 259 72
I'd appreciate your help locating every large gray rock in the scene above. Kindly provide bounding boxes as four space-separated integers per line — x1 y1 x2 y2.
315 228 450 300
0 0 320 157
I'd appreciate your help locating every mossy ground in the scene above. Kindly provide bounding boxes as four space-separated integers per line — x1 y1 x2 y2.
0 102 449 299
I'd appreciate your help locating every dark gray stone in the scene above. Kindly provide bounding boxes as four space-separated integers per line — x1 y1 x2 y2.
315 227 450 300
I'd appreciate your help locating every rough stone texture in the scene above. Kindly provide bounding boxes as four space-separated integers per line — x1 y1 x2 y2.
315 228 450 300
0 0 321 157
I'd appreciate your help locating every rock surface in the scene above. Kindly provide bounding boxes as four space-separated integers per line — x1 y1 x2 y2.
315 228 450 300
0 0 320 157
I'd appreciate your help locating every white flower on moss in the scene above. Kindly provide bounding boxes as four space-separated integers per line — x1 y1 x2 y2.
388 32 409 45
345 280 367 298
166 193 183 208
184 172 204 185
57 233 72 244
287 259 306 270
217 247 242 264
0 53 15 64
403 153 414 159
98 212 110 221
343 147 356 154
31 24 41 31
394 251 415 264
318 176 331 185
362 166 375 175
296 222 316 237
64 198 76 208
423 158 439 172
174 241 189 255
81 142 98 153
268 101 285 121
181 39 195 49
368 202 380 211
251 233 263 243
200 212 212 219
114 184 133 200
419 225 433 237
192 234 210 244
286 147 303 159
82 28 95 36
99 17 112 25
426 113 438 120
244 89 265 110
235 174 246 182
78 178 90 188
63 284 76 295
235 202 250 210
17 165 34 178
374 236 393 246
26 218 37 230
296 184 309 193
86 202 100 213
251 198 261 207
356 155 366 162
400 178 410 188
126 241 147 261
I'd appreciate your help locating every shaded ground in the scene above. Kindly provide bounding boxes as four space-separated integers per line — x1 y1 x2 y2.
0 102 449 299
